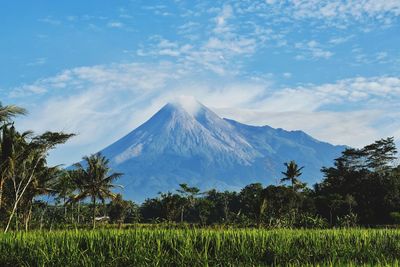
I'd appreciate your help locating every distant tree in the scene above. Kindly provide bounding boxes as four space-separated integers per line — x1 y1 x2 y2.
159 192 183 222
205 189 239 224
315 137 400 225
344 194 357 214
53 170 77 221
108 194 129 227
363 137 397 172
124 200 140 223
177 183 200 223
194 198 213 225
333 137 397 172
67 169 86 224
71 153 123 229
259 188 268 226
239 183 264 223
260 185 301 225
281 161 304 191
140 197 163 222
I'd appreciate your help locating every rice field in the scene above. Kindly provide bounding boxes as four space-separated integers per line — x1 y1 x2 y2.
1 228 400 266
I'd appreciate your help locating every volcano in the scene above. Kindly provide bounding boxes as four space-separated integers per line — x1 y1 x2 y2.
98 97 345 201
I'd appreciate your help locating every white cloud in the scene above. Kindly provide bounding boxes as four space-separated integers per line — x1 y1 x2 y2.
177 21 201 36
38 17 61 25
283 72 292 78
329 35 353 45
26 58 47 67
230 0 400 32
295 40 334 60
214 4 234 34
138 4 261 75
9 85 47 98
107 21 124 28
9 57 400 165
376 51 388 61
290 0 400 22
215 76 400 147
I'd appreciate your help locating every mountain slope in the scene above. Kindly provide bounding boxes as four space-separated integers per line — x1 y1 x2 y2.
98 99 345 202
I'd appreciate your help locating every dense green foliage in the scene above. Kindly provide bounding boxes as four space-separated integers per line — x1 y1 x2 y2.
0 103 74 232
315 137 399 226
1 228 400 266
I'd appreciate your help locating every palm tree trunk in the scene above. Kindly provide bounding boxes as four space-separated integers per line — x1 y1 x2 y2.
92 196 96 229
15 207 19 231
102 199 106 217
5 156 43 233
40 208 45 230
77 200 81 224
5 193 19 232
180 207 184 223
291 178 295 192
64 197 67 221
258 198 267 228
25 205 33 231
71 202 74 224
0 179 4 209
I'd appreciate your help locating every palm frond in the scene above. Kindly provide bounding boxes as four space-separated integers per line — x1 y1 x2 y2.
0 104 27 122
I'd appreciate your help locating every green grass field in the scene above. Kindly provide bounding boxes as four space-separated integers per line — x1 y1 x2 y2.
1 228 400 266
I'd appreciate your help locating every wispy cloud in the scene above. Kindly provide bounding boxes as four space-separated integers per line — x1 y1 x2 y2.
26 58 47 67
9 58 400 165
107 21 124 28
286 0 400 26
295 40 333 60
329 35 353 45
137 4 260 75
9 85 47 98
217 76 400 146
38 16 61 25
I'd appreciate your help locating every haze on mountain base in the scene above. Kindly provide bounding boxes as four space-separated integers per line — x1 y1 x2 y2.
98 97 345 202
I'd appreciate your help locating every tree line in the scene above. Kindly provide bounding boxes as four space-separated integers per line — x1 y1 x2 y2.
139 138 399 228
1 103 399 231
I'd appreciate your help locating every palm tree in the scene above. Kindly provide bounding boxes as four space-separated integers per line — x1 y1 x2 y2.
71 153 123 229
280 160 304 191
3 130 74 232
20 165 62 231
0 103 27 122
0 103 27 208
53 170 77 222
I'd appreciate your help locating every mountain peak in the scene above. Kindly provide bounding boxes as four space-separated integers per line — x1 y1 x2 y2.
168 95 203 116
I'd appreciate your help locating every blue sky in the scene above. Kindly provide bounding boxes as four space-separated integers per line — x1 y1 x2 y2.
0 0 399 166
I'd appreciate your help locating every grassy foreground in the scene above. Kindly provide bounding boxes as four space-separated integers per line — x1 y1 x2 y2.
1 228 400 266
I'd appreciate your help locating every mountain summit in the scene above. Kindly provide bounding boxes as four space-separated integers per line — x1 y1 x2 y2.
99 99 345 201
